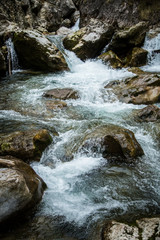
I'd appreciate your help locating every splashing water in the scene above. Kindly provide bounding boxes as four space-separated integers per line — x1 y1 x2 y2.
142 32 160 72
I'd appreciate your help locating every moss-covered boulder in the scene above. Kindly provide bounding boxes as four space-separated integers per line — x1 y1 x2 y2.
63 18 114 60
13 30 69 72
98 50 123 69
0 129 54 162
105 73 160 105
81 124 144 162
125 47 148 67
0 156 46 224
107 22 148 56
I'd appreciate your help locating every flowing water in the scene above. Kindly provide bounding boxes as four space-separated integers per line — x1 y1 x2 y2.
1 34 160 239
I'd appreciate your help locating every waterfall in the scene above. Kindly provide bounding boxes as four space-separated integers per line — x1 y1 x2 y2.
5 38 20 75
142 32 160 72
71 18 80 32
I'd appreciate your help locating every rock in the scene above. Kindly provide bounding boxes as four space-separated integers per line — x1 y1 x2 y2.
102 221 139 240
125 47 148 67
44 88 79 100
137 105 160 122
59 0 76 19
98 50 123 69
30 0 42 14
81 124 144 162
105 73 160 105
136 218 160 240
56 27 73 37
61 19 71 28
107 22 148 56
0 129 53 162
13 30 68 72
63 18 114 60
0 49 6 77
0 156 46 224
45 100 67 110
70 10 80 26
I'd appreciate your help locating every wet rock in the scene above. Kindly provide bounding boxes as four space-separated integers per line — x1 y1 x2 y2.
0 49 6 77
60 0 76 19
98 50 123 69
137 105 160 122
45 100 67 110
63 18 114 60
44 88 79 100
61 19 71 28
105 73 160 105
70 10 80 26
136 218 160 240
81 124 144 162
0 156 46 224
125 47 148 67
0 129 53 162
13 29 69 72
108 22 148 56
102 221 139 240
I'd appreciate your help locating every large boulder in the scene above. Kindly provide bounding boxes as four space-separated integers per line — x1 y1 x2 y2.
105 73 160 105
0 129 54 162
63 18 114 60
44 88 79 100
107 22 148 56
0 156 46 224
81 124 144 162
13 30 69 72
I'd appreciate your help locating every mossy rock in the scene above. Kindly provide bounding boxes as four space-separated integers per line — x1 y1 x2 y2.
98 50 123 69
0 129 55 162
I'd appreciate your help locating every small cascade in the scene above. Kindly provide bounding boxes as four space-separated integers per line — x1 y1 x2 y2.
71 18 80 32
142 32 160 72
5 38 20 75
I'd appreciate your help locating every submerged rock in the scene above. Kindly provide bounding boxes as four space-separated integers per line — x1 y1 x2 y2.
45 100 67 110
137 105 160 122
44 88 79 100
63 18 114 60
13 30 69 72
105 73 160 105
81 124 144 162
0 156 46 224
98 50 123 69
0 129 53 162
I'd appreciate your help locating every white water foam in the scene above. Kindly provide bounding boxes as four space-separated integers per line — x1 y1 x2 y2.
142 32 160 72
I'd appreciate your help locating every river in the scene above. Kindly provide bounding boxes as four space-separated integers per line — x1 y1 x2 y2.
0 32 160 239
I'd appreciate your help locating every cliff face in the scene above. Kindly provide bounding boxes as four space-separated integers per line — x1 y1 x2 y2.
78 0 160 29
0 0 76 32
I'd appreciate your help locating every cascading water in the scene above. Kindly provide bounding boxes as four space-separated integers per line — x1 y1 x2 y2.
5 38 20 74
142 31 160 72
0 33 160 239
